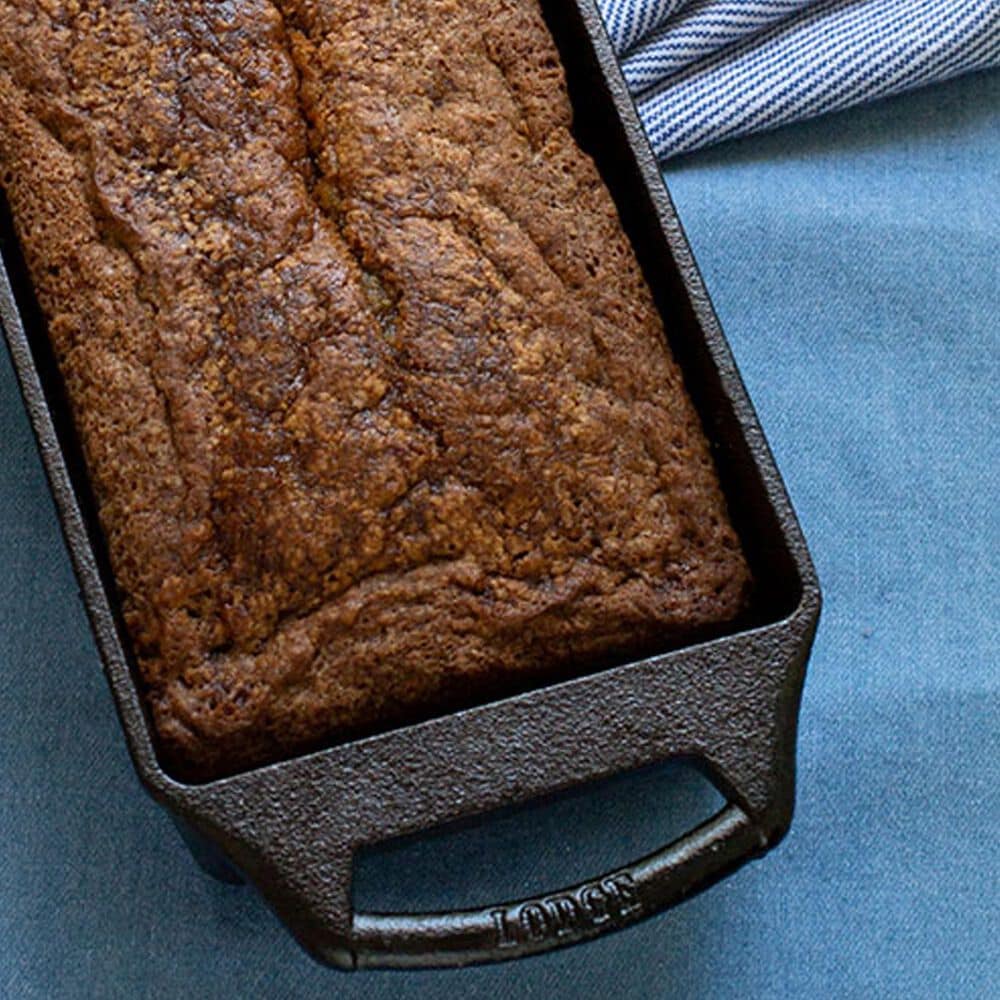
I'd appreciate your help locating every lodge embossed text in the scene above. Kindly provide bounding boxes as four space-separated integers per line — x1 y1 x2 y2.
491 873 642 948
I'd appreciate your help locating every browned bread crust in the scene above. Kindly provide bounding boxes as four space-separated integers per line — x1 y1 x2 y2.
0 0 750 780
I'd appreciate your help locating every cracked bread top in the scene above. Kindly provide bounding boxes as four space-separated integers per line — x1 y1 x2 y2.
0 0 750 780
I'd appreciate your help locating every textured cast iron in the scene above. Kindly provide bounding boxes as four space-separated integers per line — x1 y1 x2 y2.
0 0 819 970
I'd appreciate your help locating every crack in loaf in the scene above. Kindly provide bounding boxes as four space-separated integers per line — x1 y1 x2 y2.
0 0 750 780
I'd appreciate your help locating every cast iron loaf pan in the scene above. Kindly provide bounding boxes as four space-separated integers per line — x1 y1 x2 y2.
0 0 819 971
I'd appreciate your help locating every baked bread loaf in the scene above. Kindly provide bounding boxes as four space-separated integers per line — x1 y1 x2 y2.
0 0 750 780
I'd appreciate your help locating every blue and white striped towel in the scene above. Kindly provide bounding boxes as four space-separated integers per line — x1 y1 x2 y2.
596 0 1000 158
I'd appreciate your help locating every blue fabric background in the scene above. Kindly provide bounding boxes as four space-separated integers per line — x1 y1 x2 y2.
1 71 997 998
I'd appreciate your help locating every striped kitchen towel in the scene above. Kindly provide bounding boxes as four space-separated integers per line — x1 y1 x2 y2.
596 0 1000 159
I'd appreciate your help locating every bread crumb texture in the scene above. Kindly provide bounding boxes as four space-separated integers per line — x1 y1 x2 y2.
0 0 749 779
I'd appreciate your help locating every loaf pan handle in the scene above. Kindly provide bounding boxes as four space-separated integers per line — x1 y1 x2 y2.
348 802 762 968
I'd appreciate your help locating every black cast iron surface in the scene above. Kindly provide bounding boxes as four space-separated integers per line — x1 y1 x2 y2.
0 0 819 970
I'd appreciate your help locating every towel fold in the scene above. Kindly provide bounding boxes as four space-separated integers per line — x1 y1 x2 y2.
596 0 1000 158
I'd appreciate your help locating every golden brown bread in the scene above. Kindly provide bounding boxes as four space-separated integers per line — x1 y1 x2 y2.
0 0 750 780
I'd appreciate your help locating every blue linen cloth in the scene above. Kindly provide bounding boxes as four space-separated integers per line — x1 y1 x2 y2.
0 61 997 1000
597 0 1000 157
